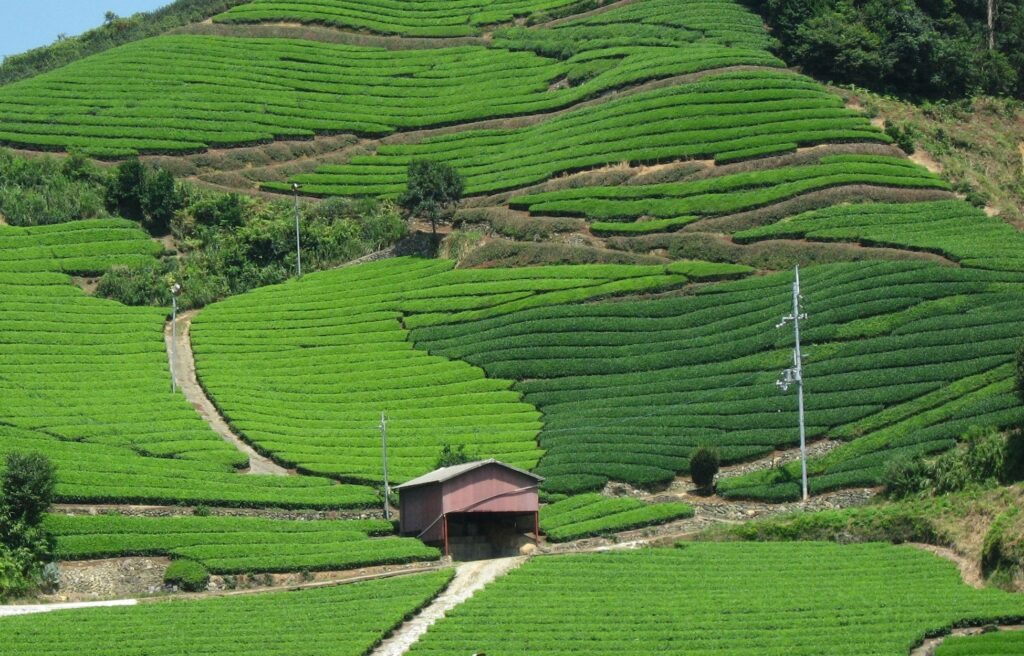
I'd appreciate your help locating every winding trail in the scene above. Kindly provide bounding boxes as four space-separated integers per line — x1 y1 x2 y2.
368 557 525 656
165 310 289 476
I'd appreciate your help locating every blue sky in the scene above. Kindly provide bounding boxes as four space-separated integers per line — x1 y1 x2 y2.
1 1 171 60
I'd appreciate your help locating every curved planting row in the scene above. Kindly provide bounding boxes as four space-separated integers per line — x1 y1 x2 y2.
412 261 1024 498
0 220 376 509
0 22 777 157
735 200 1024 272
213 0 589 36
189 257 743 484
539 493 693 541
406 544 1024 655
510 154 949 234
284 71 885 197
1 570 454 656
46 514 438 573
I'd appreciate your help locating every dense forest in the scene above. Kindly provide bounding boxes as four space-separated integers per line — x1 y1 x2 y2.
751 0 1024 99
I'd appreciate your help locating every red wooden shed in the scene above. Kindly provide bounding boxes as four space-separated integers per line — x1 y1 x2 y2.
396 459 543 558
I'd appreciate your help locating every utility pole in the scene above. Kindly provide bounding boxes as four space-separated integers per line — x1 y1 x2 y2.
776 265 809 501
291 183 303 278
988 0 998 51
170 283 182 393
380 412 390 520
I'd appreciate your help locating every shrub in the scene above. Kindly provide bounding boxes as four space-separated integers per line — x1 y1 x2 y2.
1016 339 1024 403
164 559 210 592
883 120 916 154
435 444 471 469
0 452 57 600
881 457 932 499
690 447 720 488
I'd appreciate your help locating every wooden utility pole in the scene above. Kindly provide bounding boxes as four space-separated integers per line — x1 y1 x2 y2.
988 0 998 50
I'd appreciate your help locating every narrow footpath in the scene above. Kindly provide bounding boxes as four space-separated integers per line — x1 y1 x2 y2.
369 557 525 656
0 599 137 618
165 310 289 475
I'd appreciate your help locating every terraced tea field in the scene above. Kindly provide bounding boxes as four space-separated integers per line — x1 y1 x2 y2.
214 0 619 37
191 257 745 483
47 515 438 573
415 261 1024 497
0 220 376 509
407 544 1024 655
1 570 454 655
539 493 693 541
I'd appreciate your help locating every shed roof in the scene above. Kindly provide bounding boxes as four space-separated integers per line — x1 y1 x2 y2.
395 459 543 490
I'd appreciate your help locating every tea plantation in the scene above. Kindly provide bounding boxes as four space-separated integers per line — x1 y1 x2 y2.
46 515 438 573
0 220 376 509
190 257 745 483
0 570 454 655
1 0 1024 650
407 544 1024 655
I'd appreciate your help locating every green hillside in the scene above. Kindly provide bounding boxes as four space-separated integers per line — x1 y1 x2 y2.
0 220 376 508
0 0 1019 503
408 544 1024 654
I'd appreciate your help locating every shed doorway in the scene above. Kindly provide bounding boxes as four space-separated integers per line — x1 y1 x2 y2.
444 511 539 561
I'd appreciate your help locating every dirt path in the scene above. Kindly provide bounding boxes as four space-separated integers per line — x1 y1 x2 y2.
910 626 1024 656
907 543 984 589
165 310 289 475
0 599 137 618
368 557 525 656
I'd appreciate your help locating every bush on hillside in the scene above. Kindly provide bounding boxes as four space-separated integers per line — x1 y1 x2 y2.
105 160 184 236
163 559 210 592
0 149 107 226
690 447 721 489
881 456 933 499
0 452 57 600
435 444 471 469
884 426 1022 499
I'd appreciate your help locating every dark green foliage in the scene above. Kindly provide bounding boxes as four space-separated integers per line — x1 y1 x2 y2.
0 149 107 226
398 161 464 240
752 0 1024 99
690 447 721 488
885 427 1020 499
1016 340 1024 402
0 0 248 86
0 452 56 600
884 120 916 155
95 188 406 310
3 453 57 525
105 160 183 236
163 559 210 592
435 444 471 469
881 456 932 499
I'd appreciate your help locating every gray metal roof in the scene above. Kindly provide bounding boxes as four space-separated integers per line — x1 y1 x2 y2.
395 459 544 490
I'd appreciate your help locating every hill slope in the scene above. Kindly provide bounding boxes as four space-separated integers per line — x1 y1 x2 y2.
0 0 1021 505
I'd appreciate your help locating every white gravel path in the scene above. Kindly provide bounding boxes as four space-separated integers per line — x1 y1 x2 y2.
0 599 137 618
370 557 525 656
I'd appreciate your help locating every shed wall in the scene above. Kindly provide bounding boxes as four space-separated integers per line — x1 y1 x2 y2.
441 463 539 514
399 484 444 543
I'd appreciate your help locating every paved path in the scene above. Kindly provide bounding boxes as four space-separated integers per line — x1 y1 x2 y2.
0 599 137 618
369 557 524 656
165 310 289 475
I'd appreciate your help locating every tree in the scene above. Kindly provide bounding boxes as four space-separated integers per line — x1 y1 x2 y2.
106 159 147 222
689 447 721 489
105 160 182 235
0 452 57 600
398 160 463 243
141 167 182 235
435 443 471 469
